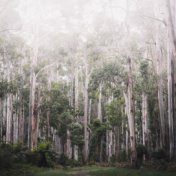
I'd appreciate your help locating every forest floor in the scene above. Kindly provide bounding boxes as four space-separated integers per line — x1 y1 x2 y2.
35 166 176 176
1 165 176 176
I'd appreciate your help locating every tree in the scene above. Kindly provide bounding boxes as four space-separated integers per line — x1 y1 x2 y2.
166 0 176 160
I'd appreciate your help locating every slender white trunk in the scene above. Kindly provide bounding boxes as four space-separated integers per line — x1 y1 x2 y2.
74 67 79 160
88 99 92 124
6 94 13 143
83 57 89 162
66 130 72 159
155 23 166 147
98 83 102 121
107 130 113 162
167 0 176 159
127 58 136 165
124 92 129 156
142 93 148 146
6 61 13 143
125 124 129 158
13 94 18 144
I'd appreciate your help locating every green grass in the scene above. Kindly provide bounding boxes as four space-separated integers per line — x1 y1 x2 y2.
89 167 176 176
36 170 67 176
34 166 176 176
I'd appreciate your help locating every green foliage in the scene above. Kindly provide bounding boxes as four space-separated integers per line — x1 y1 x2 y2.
89 119 107 162
151 149 168 160
90 119 107 136
40 83 72 130
58 111 73 143
117 150 127 162
0 80 17 98
13 142 28 163
90 62 123 90
37 141 50 151
26 141 57 167
105 99 124 127
58 154 69 166
70 122 84 146
0 142 28 169
0 143 13 169
136 144 147 159
57 154 82 167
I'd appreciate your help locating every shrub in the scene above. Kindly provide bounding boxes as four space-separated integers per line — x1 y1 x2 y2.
110 155 116 163
25 150 40 166
58 154 69 166
151 148 168 160
0 143 14 169
117 150 127 162
13 142 28 163
68 159 81 167
136 144 147 160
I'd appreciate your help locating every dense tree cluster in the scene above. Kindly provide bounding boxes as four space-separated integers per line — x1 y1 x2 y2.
0 0 176 169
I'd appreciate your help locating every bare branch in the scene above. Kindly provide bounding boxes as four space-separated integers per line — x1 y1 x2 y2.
0 28 21 33
35 62 58 79
139 14 166 26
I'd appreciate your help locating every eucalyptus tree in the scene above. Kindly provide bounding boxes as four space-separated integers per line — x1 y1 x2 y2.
166 0 176 160
89 61 124 162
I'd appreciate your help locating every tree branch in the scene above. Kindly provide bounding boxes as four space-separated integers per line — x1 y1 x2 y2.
139 14 166 26
0 28 21 33
35 62 58 80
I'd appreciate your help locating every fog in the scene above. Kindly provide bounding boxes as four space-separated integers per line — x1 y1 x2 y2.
1 0 129 46
0 0 166 51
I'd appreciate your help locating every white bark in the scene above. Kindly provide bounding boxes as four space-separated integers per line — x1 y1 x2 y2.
155 21 166 147
66 130 72 159
83 57 89 162
142 93 148 146
74 67 79 160
166 0 176 159
127 58 136 165
98 83 102 121
6 94 13 143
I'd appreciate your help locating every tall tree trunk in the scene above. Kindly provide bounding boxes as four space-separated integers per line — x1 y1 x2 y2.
13 94 18 144
127 57 136 166
142 93 148 147
28 70 36 149
98 83 102 121
6 60 13 143
83 57 89 163
28 40 39 150
125 124 129 159
74 67 79 160
97 83 103 161
88 99 92 124
167 0 176 160
66 130 72 159
6 94 13 143
124 92 129 159
155 23 166 148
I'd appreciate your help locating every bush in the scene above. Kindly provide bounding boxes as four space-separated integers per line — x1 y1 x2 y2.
0 143 14 169
0 141 59 169
110 155 117 163
25 141 57 167
117 150 127 162
25 150 41 166
58 154 69 166
151 148 168 160
13 142 28 163
136 144 147 160
68 159 81 167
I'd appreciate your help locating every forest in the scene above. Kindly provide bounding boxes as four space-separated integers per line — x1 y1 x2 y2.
0 0 176 175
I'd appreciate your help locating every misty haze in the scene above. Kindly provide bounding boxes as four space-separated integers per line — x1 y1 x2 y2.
0 0 176 176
